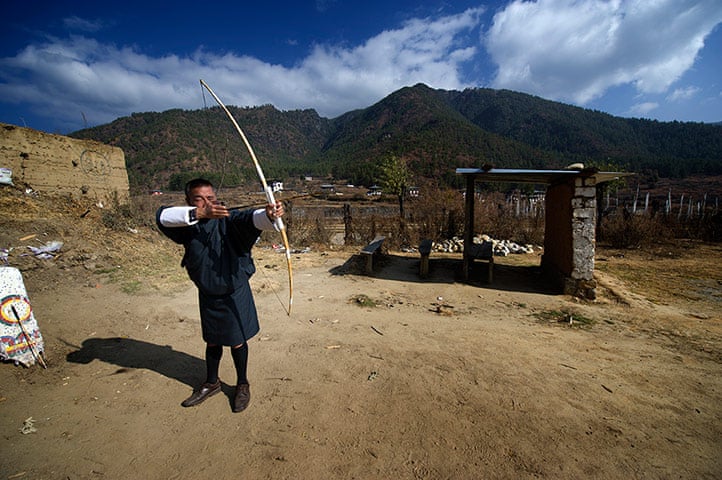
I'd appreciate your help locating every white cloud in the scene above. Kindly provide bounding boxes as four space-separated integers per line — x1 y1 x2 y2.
62 16 104 33
0 8 484 131
486 0 722 105
293 9 482 115
667 86 700 102
0 37 201 127
628 101 659 117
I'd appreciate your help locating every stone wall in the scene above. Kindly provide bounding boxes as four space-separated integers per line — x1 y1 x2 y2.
0 123 129 203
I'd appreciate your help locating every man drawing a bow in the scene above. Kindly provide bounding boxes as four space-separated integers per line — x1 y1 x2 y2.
156 178 284 412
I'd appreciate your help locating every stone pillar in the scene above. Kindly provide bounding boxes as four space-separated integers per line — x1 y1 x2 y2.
568 175 598 299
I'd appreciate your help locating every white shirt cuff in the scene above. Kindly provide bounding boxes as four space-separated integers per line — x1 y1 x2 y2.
159 206 197 227
253 208 278 231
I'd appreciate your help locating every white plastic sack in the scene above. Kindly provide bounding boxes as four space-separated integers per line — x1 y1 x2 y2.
0 168 12 185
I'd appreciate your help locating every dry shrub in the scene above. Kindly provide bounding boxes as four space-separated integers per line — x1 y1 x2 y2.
352 212 393 245
287 210 332 246
599 211 670 248
129 194 169 228
666 213 722 242
474 192 514 239
107 193 175 232
472 191 545 245
406 183 464 242
511 210 545 245
102 193 152 231
700 213 722 241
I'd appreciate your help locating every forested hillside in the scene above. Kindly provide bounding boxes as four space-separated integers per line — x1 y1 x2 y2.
71 106 332 192
69 83 722 193
443 87 722 178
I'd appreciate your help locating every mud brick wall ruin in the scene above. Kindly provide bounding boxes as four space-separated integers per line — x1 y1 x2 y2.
0 123 129 203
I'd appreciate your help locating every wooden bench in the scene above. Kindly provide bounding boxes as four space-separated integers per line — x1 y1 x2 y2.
360 235 386 274
467 241 494 283
418 239 433 278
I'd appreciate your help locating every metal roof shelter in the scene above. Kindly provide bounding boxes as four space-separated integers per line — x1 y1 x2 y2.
457 166 633 299
455 167 627 185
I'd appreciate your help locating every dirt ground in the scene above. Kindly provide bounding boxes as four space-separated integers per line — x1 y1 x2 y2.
1 187 721 479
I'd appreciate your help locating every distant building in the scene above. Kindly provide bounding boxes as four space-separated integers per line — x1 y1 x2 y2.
367 185 382 196
271 181 284 193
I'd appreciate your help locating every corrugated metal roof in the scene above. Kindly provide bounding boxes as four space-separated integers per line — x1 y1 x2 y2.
455 168 633 185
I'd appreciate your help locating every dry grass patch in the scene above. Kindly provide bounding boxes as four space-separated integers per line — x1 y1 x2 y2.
595 241 722 307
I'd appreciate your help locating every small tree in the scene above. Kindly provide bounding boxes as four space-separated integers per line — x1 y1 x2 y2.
379 155 411 220
378 154 412 245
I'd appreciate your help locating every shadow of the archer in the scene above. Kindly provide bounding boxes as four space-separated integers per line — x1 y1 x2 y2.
66 337 203 388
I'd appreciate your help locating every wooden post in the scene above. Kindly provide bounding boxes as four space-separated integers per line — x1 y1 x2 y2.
419 239 432 278
420 255 429 278
343 203 352 245
365 254 374 275
463 174 475 281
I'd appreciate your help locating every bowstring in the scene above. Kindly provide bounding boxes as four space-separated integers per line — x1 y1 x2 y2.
200 85 228 195
257 248 292 316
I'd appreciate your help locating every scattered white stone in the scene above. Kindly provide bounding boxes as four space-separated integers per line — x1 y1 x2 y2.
431 236 537 255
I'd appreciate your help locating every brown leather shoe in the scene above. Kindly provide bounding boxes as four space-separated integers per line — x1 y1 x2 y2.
181 380 221 407
233 383 251 412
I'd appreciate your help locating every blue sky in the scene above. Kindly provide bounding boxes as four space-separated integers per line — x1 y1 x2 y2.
1 0 721 134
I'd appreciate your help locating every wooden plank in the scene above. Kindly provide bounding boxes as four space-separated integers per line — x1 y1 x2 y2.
361 235 385 254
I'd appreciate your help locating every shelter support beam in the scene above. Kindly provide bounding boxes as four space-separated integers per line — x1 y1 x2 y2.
463 174 475 281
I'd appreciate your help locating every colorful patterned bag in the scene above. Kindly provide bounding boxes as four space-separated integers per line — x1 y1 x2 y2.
0 267 45 367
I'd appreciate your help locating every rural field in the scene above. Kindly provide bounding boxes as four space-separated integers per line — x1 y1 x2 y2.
1 187 720 479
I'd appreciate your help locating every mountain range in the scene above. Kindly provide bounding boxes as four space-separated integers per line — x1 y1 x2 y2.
69 83 722 194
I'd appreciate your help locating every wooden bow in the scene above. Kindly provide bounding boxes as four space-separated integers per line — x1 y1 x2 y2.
200 79 293 315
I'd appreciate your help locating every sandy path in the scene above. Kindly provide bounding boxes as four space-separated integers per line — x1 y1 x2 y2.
1 250 720 479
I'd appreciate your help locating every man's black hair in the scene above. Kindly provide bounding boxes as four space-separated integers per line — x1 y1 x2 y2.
185 178 214 202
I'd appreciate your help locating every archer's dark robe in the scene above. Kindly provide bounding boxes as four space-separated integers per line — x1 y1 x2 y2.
156 207 262 345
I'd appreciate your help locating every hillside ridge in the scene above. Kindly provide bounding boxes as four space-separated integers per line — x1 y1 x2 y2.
68 84 722 193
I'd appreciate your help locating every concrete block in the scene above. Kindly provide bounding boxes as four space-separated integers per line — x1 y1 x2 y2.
572 208 595 219
575 187 596 197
